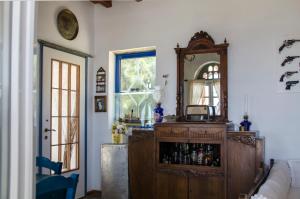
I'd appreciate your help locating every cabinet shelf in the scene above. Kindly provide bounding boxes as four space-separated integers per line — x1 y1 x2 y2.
159 142 221 167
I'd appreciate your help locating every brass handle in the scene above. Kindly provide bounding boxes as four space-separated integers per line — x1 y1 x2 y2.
44 128 56 133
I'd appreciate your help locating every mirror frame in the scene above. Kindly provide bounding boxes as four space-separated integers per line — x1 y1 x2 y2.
175 31 229 122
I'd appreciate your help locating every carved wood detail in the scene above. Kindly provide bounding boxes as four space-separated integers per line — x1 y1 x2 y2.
171 127 189 137
91 0 112 8
189 128 224 140
228 134 256 147
187 31 215 50
157 167 224 177
129 131 154 143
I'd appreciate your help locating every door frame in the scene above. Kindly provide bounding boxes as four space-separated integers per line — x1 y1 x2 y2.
38 39 92 195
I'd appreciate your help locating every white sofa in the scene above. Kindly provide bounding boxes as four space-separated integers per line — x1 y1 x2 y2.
253 160 300 199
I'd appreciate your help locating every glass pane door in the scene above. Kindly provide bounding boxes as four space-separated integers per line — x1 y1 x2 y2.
50 59 80 172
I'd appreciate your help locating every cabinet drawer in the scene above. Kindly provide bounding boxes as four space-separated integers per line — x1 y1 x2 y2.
156 127 188 138
189 128 225 140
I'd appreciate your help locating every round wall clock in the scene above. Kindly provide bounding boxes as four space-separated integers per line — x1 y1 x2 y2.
57 9 79 40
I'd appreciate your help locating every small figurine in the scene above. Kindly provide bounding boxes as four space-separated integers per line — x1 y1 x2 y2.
240 114 252 131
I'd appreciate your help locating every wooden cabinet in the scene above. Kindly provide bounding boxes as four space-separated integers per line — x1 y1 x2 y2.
128 124 265 199
156 172 188 199
189 176 225 199
227 132 265 199
155 122 227 199
128 129 155 199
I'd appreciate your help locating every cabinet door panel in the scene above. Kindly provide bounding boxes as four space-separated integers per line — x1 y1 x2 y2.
189 176 225 199
227 138 256 199
156 172 188 199
128 132 155 199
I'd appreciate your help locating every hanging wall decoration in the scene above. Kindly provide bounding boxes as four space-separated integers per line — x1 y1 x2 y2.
57 9 79 40
96 67 106 93
277 35 300 92
95 96 107 112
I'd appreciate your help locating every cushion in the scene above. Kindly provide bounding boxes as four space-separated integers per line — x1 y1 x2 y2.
288 160 300 188
257 161 291 199
251 194 268 199
288 187 300 199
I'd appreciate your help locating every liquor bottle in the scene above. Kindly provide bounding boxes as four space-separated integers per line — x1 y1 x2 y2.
185 143 189 155
162 154 168 164
179 144 183 164
191 144 197 165
197 144 204 165
206 144 213 166
173 143 179 164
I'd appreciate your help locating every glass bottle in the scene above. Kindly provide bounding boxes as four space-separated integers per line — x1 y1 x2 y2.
191 144 197 165
179 144 183 164
173 143 179 164
197 144 204 165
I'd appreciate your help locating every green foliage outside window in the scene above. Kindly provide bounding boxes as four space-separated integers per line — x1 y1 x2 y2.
116 55 157 126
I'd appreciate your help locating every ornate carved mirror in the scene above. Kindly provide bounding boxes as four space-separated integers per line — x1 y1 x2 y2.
175 31 229 121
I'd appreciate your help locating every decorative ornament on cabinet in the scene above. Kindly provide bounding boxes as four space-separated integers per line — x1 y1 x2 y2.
239 95 252 131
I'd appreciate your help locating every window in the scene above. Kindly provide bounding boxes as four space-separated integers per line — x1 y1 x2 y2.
51 59 80 172
190 63 220 115
115 51 156 126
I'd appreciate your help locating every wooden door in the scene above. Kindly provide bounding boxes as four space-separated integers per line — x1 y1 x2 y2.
156 172 188 199
189 176 225 199
41 47 86 198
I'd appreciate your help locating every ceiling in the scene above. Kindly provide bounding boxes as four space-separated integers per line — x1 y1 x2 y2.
91 0 142 8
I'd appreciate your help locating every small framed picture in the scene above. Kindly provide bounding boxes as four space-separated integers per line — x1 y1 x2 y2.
95 96 107 112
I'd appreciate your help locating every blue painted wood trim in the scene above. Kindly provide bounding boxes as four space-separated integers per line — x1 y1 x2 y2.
38 39 93 58
84 57 88 195
115 50 156 93
114 51 156 121
38 43 44 174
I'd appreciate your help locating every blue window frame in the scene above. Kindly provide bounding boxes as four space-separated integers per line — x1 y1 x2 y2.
115 50 156 127
115 51 156 93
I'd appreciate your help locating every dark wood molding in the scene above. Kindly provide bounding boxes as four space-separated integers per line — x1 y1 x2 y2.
91 0 112 8
91 0 142 8
175 31 229 121
38 39 93 58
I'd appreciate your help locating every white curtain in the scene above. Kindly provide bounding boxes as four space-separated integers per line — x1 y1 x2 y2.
189 80 205 105
213 80 221 114
214 80 220 98
0 1 35 199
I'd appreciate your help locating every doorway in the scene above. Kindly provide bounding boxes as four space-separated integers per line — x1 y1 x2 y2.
39 44 89 198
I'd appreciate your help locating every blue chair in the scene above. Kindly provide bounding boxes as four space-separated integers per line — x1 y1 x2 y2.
36 156 62 175
66 173 79 199
36 156 79 199
36 175 73 199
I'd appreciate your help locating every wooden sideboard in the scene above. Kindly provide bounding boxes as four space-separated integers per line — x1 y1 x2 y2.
128 129 155 199
128 123 265 199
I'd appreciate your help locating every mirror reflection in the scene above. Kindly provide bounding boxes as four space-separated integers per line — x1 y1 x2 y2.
184 53 221 115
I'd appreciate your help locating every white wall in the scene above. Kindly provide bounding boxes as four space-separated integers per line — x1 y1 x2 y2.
92 0 300 189
36 1 95 191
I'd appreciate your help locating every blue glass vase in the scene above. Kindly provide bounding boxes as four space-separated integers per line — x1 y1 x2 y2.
240 115 252 131
154 103 164 123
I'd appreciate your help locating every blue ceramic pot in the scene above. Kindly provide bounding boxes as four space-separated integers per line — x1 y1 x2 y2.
154 103 164 123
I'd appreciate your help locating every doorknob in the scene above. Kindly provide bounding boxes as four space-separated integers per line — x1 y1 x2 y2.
44 128 56 133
